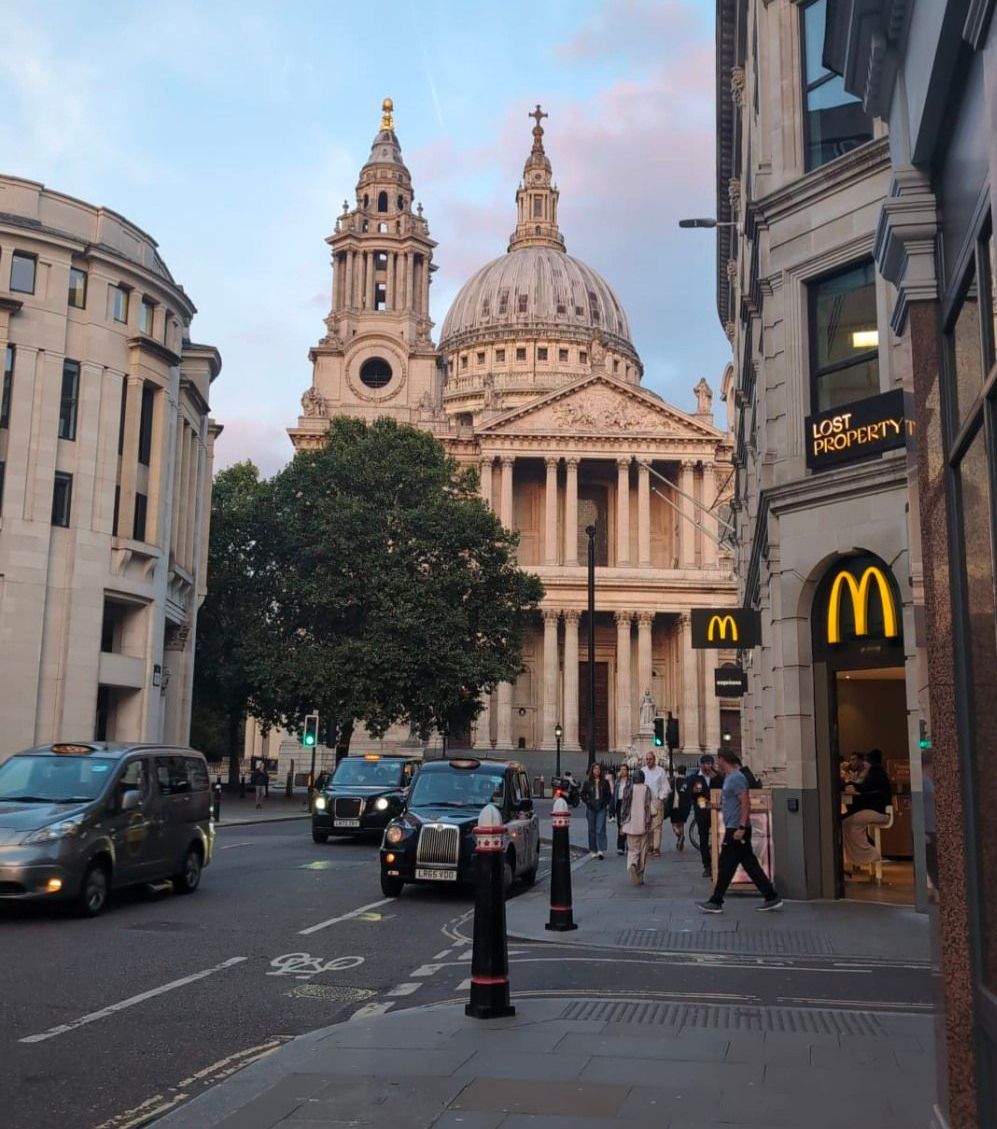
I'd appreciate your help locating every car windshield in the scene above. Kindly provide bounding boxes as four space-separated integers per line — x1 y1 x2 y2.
408 770 505 808
0 755 117 803
331 760 406 788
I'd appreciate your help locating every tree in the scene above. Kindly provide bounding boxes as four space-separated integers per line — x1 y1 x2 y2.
242 417 543 749
191 461 269 784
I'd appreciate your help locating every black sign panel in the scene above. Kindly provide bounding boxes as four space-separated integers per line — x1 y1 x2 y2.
691 608 761 649
805 389 912 471
715 665 747 698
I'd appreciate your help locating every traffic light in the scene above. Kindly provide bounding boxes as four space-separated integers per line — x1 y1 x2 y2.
303 713 319 748
652 717 665 747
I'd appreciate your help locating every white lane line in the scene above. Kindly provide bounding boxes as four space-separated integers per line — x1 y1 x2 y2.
19 956 248 1045
457 978 472 991
410 963 444 977
432 948 453 961
219 841 253 850
351 1002 395 1021
386 982 421 997
299 897 394 936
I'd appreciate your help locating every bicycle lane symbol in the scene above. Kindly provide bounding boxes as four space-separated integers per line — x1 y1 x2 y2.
267 953 366 981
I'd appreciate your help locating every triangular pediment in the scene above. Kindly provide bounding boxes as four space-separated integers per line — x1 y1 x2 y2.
477 373 721 438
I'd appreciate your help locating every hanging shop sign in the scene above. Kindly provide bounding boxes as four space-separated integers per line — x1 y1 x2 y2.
714 664 748 697
805 389 913 471
691 608 761 649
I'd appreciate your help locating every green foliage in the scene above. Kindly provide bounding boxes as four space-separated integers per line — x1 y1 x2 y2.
242 417 543 743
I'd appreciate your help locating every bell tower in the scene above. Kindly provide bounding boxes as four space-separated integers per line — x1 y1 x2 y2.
290 98 440 449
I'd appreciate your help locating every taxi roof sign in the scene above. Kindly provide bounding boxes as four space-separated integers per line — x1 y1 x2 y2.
448 758 481 770
51 743 97 754
362 753 382 761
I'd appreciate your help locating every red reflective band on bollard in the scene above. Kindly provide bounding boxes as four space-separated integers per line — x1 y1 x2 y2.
466 803 515 1019
471 975 509 985
546 797 577 932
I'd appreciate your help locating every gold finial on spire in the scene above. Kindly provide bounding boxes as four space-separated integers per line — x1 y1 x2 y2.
381 97 394 131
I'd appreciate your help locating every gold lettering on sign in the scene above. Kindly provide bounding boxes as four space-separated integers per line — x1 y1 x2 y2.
810 411 911 458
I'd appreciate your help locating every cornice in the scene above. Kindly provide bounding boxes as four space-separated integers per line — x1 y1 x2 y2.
127 335 182 368
0 296 23 314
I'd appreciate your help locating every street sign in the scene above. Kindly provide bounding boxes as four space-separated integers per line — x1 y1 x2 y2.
691 608 761 648
715 665 747 697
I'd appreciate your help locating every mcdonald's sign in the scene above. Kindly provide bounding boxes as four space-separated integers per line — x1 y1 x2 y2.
691 608 761 649
826 564 899 644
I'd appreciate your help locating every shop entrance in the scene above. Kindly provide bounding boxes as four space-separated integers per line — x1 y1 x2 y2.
812 554 914 905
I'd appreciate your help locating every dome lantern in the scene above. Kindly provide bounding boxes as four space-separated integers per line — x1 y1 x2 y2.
509 104 565 253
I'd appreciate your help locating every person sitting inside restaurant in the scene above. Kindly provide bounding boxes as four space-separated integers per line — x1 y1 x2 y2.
841 749 892 874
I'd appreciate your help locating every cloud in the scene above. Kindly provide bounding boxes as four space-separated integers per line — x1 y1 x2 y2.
213 416 292 480
558 0 707 65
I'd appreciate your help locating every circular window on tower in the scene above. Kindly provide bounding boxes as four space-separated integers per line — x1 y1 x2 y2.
359 357 393 389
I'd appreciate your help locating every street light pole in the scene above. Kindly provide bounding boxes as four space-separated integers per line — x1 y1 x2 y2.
554 722 563 778
586 525 597 767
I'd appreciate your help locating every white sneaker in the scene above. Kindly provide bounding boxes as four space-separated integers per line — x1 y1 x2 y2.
590 852 599 859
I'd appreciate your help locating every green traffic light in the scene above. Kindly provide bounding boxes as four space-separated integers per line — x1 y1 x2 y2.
304 735 315 746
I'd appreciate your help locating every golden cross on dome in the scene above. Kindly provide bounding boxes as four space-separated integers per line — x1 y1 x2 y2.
529 104 548 129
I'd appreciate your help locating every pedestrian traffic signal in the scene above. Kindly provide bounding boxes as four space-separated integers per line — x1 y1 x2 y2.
653 717 665 747
303 714 319 747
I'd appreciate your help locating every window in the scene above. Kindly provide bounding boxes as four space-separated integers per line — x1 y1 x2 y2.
375 251 388 270
537 347 548 361
374 283 386 310
52 472 72 527
1 345 13 428
59 359 80 441
482 297 491 317
138 384 155 466
533 196 543 217
516 347 526 362
460 354 468 371
588 290 601 324
498 291 509 315
68 268 87 309
495 349 505 363
359 356 392 389
476 351 485 365
559 348 569 363
154 756 192 796
113 485 121 535
613 359 619 373
117 379 128 455
580 350 588 363
801 0 874 171
517 294 528 313
809 261 879 412
139 298 155 336
10 252 36 294
133 492 148 542
162 310 171 346
113 285 129 324
377 191 388 213
556 303 566 315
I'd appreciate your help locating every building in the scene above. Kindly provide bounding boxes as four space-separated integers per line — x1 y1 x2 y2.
257 100 738 773
824 3 997 1124
0 176 222 760
713 0 931 913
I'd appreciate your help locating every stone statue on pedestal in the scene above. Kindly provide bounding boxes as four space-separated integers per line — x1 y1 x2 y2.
638 688 655 732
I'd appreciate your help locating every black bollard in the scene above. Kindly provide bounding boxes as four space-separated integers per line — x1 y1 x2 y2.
212 782 222 822
465 803 515 1019
239 774 246 800
546 796 578 931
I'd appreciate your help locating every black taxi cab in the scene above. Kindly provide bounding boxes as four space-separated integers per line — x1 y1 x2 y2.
312 754 421 843
378 757 540 898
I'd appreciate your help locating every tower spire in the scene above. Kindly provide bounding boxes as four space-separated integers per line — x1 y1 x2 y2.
509 103 565 252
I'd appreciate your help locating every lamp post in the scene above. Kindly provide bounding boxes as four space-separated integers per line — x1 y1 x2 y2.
554 722 563 777
586 525 597 766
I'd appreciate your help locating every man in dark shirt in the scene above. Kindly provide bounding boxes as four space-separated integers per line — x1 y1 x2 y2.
687 755 719 877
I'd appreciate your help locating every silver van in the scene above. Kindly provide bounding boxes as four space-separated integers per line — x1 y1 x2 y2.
0 742 214 916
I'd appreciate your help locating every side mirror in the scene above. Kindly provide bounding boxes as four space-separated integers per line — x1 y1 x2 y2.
120 789 142 812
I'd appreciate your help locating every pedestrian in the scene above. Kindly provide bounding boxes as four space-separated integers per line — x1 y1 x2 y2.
620 767 654 885
841 748 892 874
687 754 719 877
611 762 630 854
641 750 671 857
698 749 782 913
251 763 267 810
581 761 613 859
668 765 691 851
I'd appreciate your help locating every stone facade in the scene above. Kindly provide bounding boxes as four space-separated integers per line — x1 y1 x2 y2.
262 101 738 770
0 175 221 759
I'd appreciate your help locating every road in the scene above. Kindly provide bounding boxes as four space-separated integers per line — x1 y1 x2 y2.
0 817 934 1129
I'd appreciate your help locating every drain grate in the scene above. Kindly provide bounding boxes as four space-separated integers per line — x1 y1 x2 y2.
287 984 376 1003
560 999 888 1037
615 927 834 957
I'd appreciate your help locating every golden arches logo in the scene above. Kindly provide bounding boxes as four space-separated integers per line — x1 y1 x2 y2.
827 566 898 644
707 614 738 642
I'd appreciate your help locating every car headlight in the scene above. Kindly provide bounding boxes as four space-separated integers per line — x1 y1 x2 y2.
375 797 390 811
22 815 86 845
314 796 327 811
385 824 405 844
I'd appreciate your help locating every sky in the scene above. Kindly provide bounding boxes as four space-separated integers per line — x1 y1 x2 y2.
1 0 729 477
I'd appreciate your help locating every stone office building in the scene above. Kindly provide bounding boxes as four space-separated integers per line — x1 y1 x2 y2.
0 176 221 760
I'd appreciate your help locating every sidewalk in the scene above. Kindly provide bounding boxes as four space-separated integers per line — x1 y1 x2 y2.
215 794 311 827
154 832 936 1128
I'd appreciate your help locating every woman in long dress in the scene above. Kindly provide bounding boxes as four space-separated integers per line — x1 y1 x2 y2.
620 768 655 885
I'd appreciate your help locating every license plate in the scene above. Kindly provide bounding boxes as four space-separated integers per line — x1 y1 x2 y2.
415 867 458 881
334 818 361 828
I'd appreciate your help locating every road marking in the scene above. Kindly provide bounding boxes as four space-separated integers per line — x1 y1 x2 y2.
299 897 394 935
386 982 421 997
20 956 248 1045
267 952 365 979
218 841 253 850
457 977 472 991
351 1001 395 1020
410 963 444 977
433 948 453 961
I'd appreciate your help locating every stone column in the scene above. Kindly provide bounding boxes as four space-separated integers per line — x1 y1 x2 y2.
475 692 492 750
479 457 493 509
615 611 633 751
353 250 362 308
616 457 631 565
636 611 654 708
499 455 515 531
680 615 700 752
703 464 719 567
637 459 651 567
405 252 413 312
704 649 721 754
421 256 430 317
679 461 697 569
117 375 145 539
544 457 559 564
365 252 375 311
564 457 579 566
542 609 560 748
496 681 513 749
385 252 394 311
563 610 580 750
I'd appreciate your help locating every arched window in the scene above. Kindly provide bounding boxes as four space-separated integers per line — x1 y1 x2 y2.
377 191 388 213
363 194 369 209
397 195 405 210
359 357 393 389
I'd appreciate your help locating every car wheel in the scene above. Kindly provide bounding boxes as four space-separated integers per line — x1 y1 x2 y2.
173 846 203 894
312 828 328 844
76 861 110 917
380 873 404 898
502 858 515 899
520 863 538 887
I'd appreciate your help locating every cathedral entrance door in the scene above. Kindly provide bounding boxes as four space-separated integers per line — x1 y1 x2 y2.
578 662 609 754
